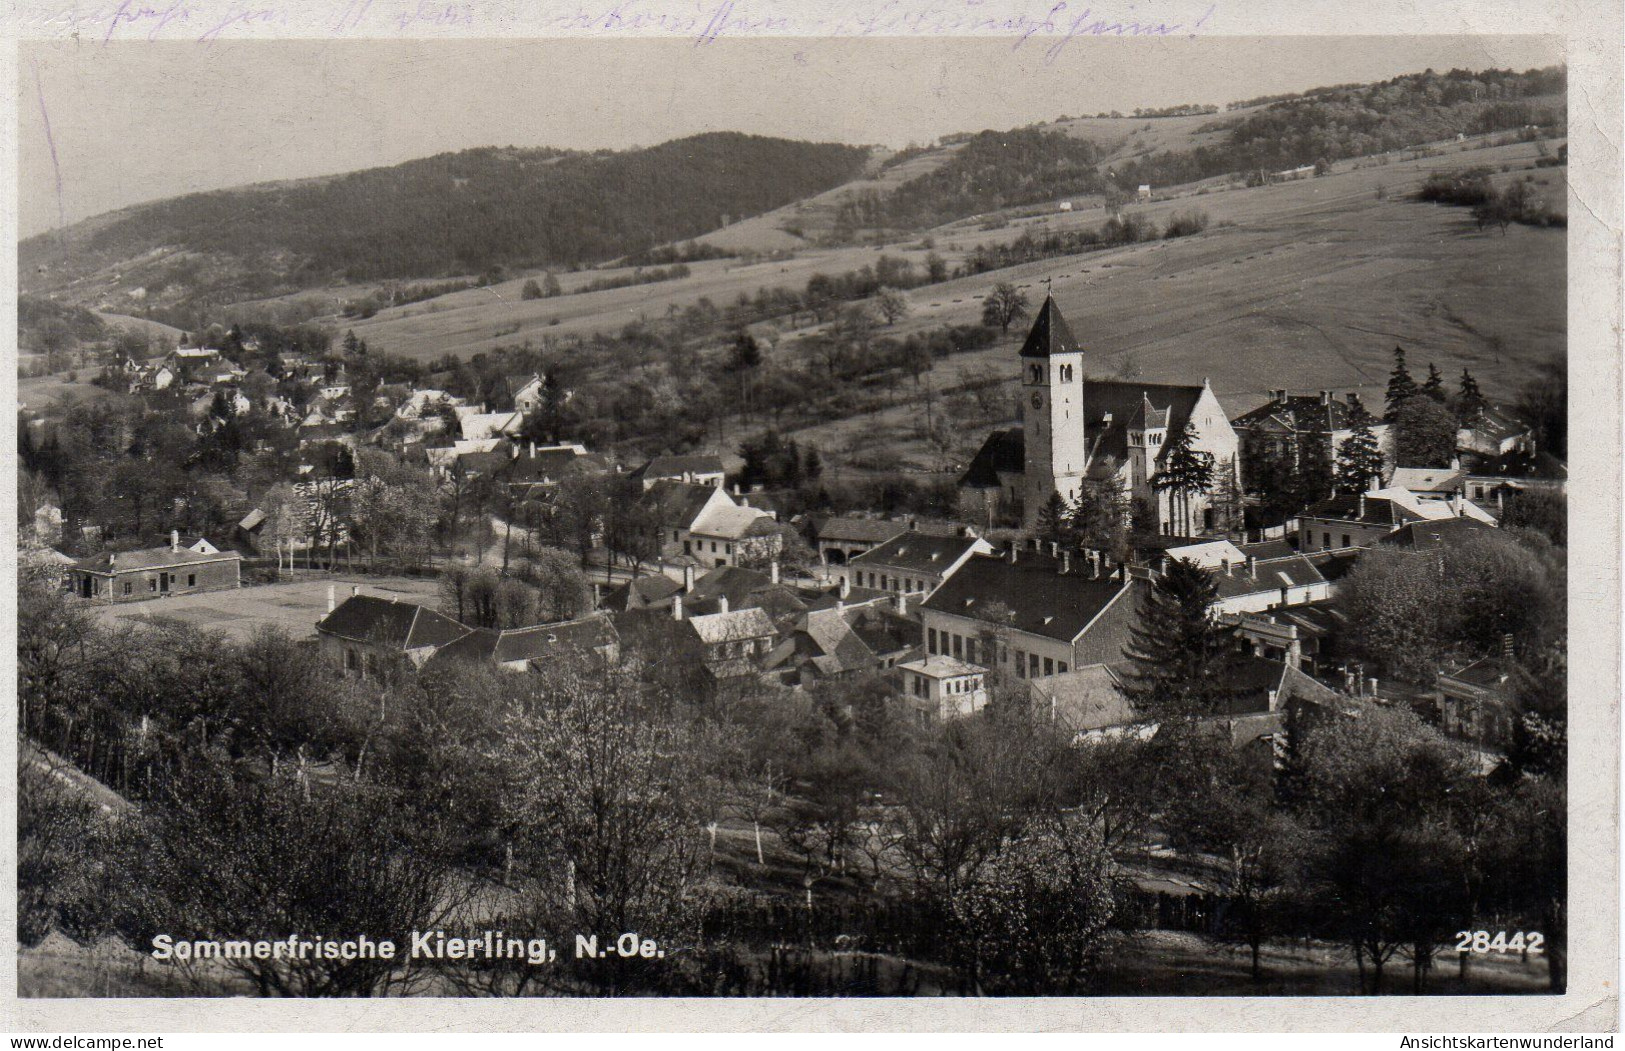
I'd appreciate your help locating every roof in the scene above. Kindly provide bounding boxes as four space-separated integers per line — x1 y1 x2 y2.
1019 295 1083 359
1210 554 1327 598
796 607 881 675
1305 549 1363 582
426 616 618 667
1302 493 1421 528
921 551 1133 643
1461 405 1530 443
960 428 1027 489
639 480 724 530
1379 516 1496 550
600 573 683 611
72 544 241 575
808 515 909 545
316 595 470 650
1231 392 1374 433
457 412 523 441
1466 449 1568 482
1081 382 1207 463
1028 664 1137 733
900 655 987 678
1276 664 1347 708
497 447 610 485
694 502 778 540
634 454 726 480
1390 466 1465 494
1128 394 1169 431
1440 655 1515 691
688 606 777 645
851 532 983 576
1237 539 1296 561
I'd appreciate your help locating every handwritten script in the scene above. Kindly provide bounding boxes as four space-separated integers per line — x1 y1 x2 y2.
23 0 1216 57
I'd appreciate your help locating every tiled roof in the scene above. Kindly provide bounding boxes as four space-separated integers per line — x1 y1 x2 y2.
1302 493 1420 528
634 454 725 480
639 480 722 530
960 428 1026 489
1231 393 1371 433
1390 466 1465 494
497 447 610 485
600 574 683 611
688 606 776 645
693 502 777 540
1082 382 1207 464
1378 517 1496 550
1466 449 1567 482
1211 554 1327 598
900 654 986 678
317 595 469 650
1461 405 1529 443
1019 295 1083 359
851 532 983 575
797 607 880 674
922 551 1132 643
72 545 240 575
808 515 909 545
1237 539 1296 561
1028 664 1137 733
1440 656 1515 690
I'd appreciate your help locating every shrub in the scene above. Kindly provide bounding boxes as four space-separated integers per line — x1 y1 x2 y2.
1162 210 1209 239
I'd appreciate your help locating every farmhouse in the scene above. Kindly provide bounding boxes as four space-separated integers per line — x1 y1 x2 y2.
1298 485 1497 552
631 454 726 490
422 614 620 673
1464 449 1567 507
959 296 1240 534
843 529 994 598
67 531 241 602
316 593 470 677
639 480 781 567
805 514 908 566
897 655 989 723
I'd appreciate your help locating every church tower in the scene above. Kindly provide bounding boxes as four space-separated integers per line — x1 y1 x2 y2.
1019 294 1088 530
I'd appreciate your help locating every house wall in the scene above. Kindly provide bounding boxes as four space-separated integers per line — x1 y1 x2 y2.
1298 517 1391 551
90 557 240 603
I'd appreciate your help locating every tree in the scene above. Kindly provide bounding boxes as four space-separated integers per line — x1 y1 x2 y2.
1421 363 1447 402
1069 479 1131 561
1121 559 1242 722
1034 490 1069 544
521 279 544 301
1456 368 1488 424
1337 548 1448 680
1334 409 1386 494
541 271 563 298
981 283 1029 334
1393 395 1459 468
1385 346 1419 422
876 287 910 326
1153 419 1214 537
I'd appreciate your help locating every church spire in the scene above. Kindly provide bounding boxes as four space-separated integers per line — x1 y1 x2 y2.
1019 291 1082 358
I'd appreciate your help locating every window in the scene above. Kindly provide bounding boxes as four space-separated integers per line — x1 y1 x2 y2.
952 634 963 659
1013 650 1026 678
187 574 196 587
1028 653 1040 678
928 628 938 654
1043 657 1054 676
725 543 732 555
1058 661 1069 674
1341 535 1350 548
149 578 157 592
346 648 359 671
122 581 132 596
1323 532 1332 548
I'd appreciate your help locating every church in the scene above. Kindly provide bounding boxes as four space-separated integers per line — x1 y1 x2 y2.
958 295 1241 535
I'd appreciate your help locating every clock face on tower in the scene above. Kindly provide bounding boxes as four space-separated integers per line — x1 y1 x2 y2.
1031 392 1044 409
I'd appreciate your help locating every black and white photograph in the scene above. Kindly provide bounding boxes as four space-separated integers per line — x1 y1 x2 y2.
6 6 1619 1030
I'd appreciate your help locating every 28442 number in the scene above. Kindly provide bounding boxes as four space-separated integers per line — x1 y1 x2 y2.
1455 930 1544 954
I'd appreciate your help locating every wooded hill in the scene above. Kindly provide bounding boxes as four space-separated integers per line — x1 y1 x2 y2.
21 133 872 307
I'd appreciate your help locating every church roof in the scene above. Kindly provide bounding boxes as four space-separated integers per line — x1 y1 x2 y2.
1019 295 1082 359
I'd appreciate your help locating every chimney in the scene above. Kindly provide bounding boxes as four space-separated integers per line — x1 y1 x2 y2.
683 565 696 592
895 592 908 615
673 595 684 621
171 529 180 552
1450 492 1463 516
1007 542 1018 565
352 585 360 597
1319 390 1331 405
909 517 919 531
1158 555 1169 574
1224 560 1233 576
511 443 520 460
740 495 750 508
1274 389 1289 403
836 599 845 613
770 560 780 585
530 441 536 458
1061 551 1072 575
1367 677 1379 698
1089 552 1101 579
1247 555 1258 577
108 552 116 567
839 576 851 599
1358 492 1366 519
327 584 336 613
718 596 729 615
732 483 741 496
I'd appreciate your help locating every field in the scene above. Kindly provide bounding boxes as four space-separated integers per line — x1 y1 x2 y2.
88 574 443 641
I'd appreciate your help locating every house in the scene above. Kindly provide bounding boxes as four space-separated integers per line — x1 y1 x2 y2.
1378 516 1497 552
1233 602 1350 677
959 296 1240 534
1026 663 1138 740
1388 464 1467 503
679 602 778 681
315 593 470 677
1464 449 1567 508
843 529 994 598
599 573 684 614
1297 485 1496 553
897 655 989 723
494 442 612 498
1136 184 1152 200
631 454 726 490
454 409 524 442
676 563 808 621
1457 405 1533 457
508 373 545 413
638 480 781 568
769 597 919 685
421 614 620 673
919 545 1142 681
1232 390 1392 489
806 515 908 566
67 531 241 602
395 389 467 421
1205 553 1330 616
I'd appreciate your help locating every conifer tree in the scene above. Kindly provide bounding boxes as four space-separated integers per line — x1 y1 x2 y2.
1154 420 1215 537
1385 346 1419 421
1123 559 1243 722
1422 363 1446 402
1456 368 1488 424
1335 408 1386 494
1035 490 1070 544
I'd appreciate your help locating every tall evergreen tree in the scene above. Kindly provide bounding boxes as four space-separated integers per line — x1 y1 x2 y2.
1123 559 1243 722
1069 478 1131 560
1335 408 1386 494
1385 345 1419 421
1456 368 1488 424
1034 490 1070 544
1422 363 1446 402
1154 420 1215 536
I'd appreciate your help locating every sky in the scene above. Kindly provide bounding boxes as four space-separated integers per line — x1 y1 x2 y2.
18 35 1563 239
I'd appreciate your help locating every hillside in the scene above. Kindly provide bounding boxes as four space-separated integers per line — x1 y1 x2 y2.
19 133 873 313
